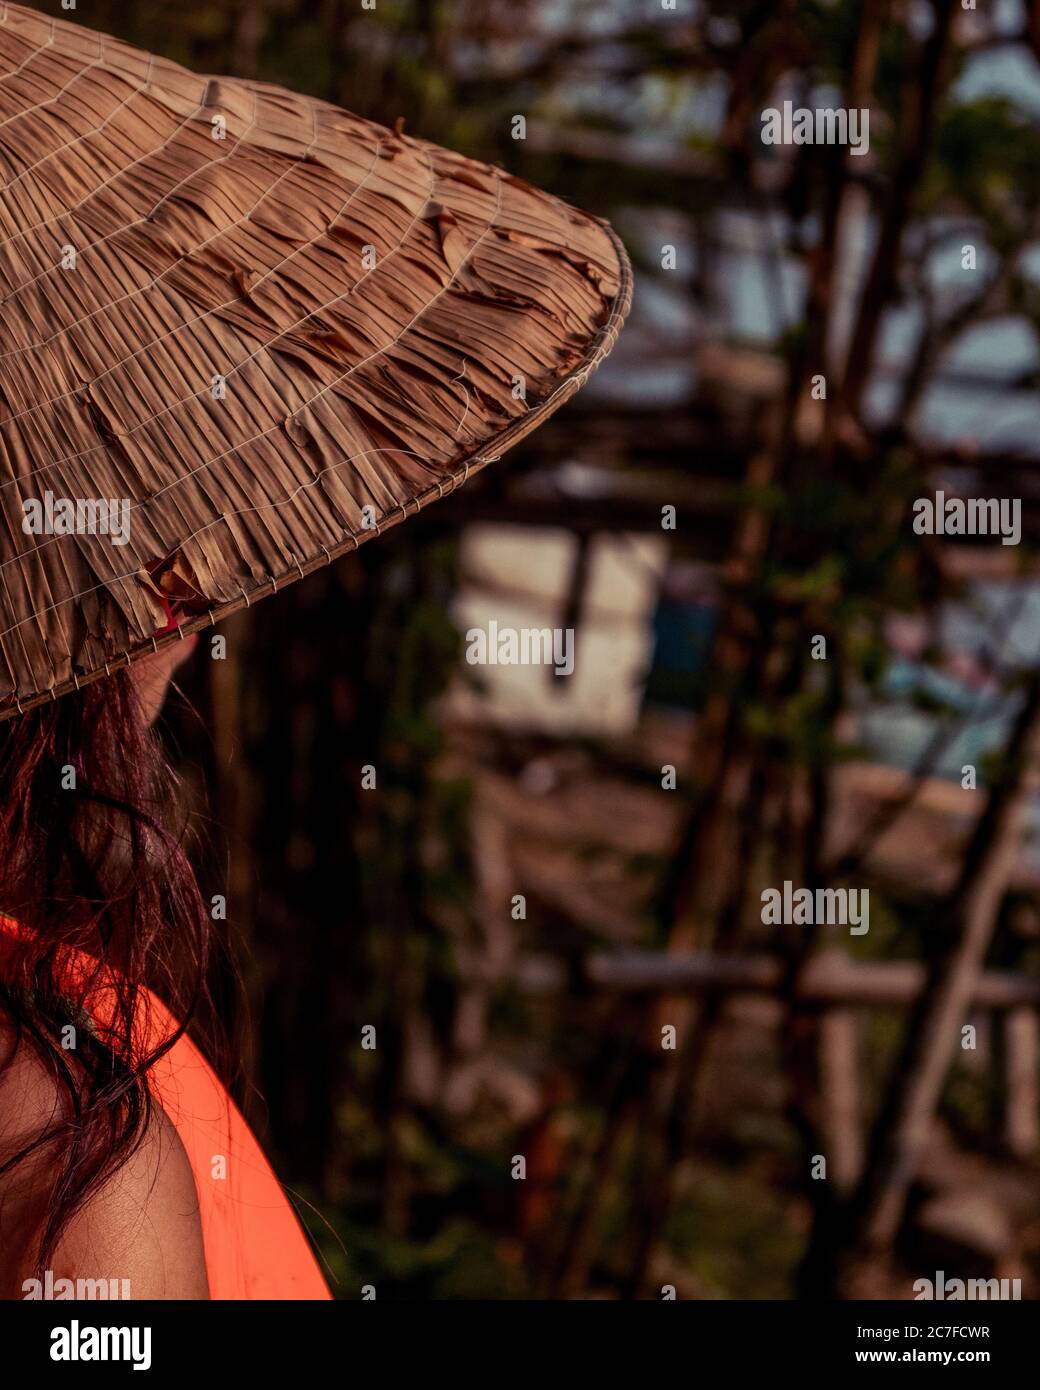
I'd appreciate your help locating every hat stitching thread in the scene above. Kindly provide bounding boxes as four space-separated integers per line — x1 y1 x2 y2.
0 123 387 495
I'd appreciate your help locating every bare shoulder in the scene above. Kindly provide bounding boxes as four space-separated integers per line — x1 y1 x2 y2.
0 1016 210 1300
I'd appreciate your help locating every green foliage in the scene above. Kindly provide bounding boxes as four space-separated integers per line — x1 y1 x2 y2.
665 1162 805 1299
930 99 1040 232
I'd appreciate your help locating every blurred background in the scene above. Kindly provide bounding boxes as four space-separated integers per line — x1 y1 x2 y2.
77 0 1040 1297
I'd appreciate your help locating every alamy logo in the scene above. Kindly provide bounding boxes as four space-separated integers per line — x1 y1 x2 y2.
50 1320 151 1371
24 1271 131 1300
22 491 131 546
465 620 574 676
760 100 869 156
913 1272 1021 1301
761 881 869 934
912 492 1020 546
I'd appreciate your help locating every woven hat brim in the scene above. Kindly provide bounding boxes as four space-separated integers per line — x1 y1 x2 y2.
0 3 631 718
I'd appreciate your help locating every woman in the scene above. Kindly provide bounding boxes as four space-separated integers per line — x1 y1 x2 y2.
0 1 629 1298
0 638 310 1300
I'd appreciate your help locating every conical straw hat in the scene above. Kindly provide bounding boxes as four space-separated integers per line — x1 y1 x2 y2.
0 2 631 717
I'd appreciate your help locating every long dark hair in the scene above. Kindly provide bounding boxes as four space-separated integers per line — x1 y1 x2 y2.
0 666 216 1276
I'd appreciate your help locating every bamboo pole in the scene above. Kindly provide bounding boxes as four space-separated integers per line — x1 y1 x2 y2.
819 1007 863 1193
1003 1007 1040 1158
850 672 1040 1251
515 949 1040 1009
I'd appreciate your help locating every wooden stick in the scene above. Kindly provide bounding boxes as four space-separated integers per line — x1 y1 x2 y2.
1004 1007 1040 1158
515 949 1040 1009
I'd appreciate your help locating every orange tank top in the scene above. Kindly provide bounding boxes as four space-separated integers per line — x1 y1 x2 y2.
0 918 332 1300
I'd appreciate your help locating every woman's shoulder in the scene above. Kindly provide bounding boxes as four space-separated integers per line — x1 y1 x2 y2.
0 1015 210 1300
